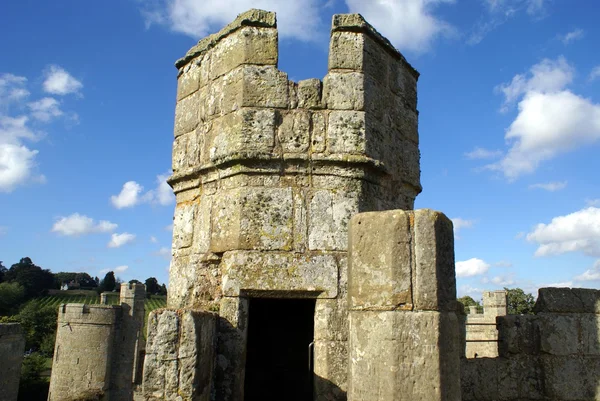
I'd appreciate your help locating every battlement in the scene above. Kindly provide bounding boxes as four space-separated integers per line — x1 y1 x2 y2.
57 303 121 325
119 282 146 300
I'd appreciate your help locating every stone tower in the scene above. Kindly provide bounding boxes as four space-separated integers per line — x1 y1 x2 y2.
165 9 420 401
48 283 146 401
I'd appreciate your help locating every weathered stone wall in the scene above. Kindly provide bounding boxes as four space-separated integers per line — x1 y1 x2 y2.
165 8 421 401
48 304 120 400
142 309 217 400
461 287 600 401
48 283 146 401
347 209 461 401
0 323 25 401
464 290 507 358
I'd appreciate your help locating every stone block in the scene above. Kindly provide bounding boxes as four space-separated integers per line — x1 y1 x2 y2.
348 310 460 401
220 251 339 298
534 287 600 314
315 297 349 341
172 203 195 249
210 187 294 252
541 355 600 400
278 109 311 153
0 324 25 401
327 110 366 154
311 111 327 153
537 314 579 356
297 78 323 109
241 65 289 108
174 92 200 137
390 60 418 110
308 189 359 251
497 314 539 357
314 340 348 401
323 72 365 110
348 210 412 310
204 108 276 164
329 31 364 71
143 309 217 401
167 253 222 310
413 209 456 311
209 26 278 79
177 60 201 101
579 313 600 355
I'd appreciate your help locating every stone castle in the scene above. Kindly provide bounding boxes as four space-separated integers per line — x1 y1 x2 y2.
2 8 600 401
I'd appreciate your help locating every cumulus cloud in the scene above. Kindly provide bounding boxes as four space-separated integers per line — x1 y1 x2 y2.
107 232 136 248
491 274 515 286
464 147 502 160
141 0 323 41
451 217 475 239
559 28 584 45
458 284 484 298
28 97 63 122
150 236 158 243
528 181 567 192
456 258 491 277
154 247 171 260
164 223 174 231
586 199 600 207
494 260 513 267
574 260 600 282
0 74 29 104
52 213 118 236
487 57 600 180
110 174 174 209
527 207 600 257
345 0 455 53
43 65 83 96
100 265 129 274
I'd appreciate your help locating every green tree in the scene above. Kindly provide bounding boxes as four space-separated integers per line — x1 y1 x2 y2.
98 271 116 293
54 272 97 289
158 283 168 296
505 287 535 315
5 258 54 299
457 295 481 314
0 282 26 315
145 277 160 295
17 302 58 354
19 352 50 401
0 261 7 283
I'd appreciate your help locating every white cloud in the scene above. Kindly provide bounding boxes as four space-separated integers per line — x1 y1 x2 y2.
589 66 600 82
586 199 600 207
111 181 144 209
165 223 174 231
28 97 63 122
0 143 40 192
458 284 484 298
559 28 584 45
528 181 567 192
494 260 513 267
141 0 323 41
345 0 455 53
52 213 118 236
495 57 574 110
150 236 158 243
456 258 490 277
464 147 502 160
107 232 136 248
43 65 82 96
527 207 600 257
491 274 515 286
543 281 573 288
451 217 475 239
0 74 29 105
488 58 600 180
110 174 174 209
574 260 600 282
154 247 171 260
100 265 129 274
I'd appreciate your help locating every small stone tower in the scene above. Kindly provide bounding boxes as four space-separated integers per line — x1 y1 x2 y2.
161 9 421 401
48 283 146 401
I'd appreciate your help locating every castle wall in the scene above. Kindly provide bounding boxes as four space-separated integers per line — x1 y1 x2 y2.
464 290 507 358
48 304 120 401
165 9 421 401
0 323 25 401
461 287 600 401
142 309 217 400
347 209 460 401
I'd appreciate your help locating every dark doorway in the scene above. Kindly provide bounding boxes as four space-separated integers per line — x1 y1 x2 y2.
244 298 316 401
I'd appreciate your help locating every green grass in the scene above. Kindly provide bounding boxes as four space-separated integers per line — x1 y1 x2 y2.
28 292 167 314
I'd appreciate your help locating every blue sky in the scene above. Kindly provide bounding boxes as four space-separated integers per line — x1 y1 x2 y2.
1 0 599 299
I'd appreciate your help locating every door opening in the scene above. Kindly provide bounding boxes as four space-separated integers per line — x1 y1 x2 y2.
244 298 316 401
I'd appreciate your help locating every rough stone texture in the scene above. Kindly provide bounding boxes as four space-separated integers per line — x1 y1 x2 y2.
0 324 25 401
48 283 146 401
165 8 422 401
347 209 460 401
464 290 507 358
348 311 461 401
142 309 217 401
462 287 600 401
